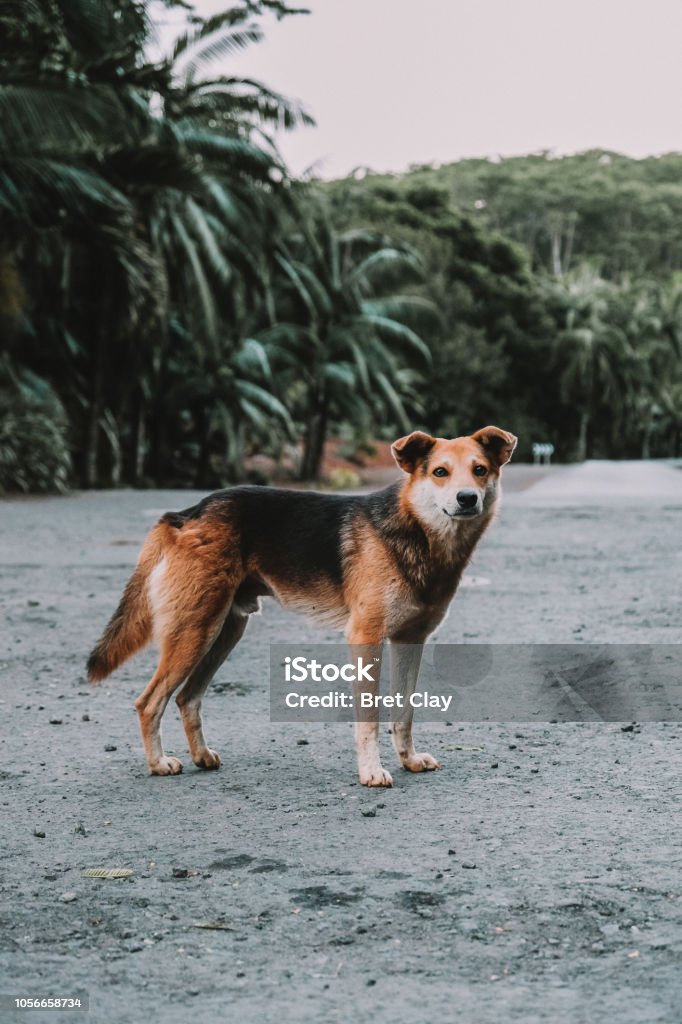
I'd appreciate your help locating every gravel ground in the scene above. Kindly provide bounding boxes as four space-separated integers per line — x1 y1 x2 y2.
1 461 681 1023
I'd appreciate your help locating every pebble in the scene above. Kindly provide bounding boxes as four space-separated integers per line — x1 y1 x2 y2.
82 713 90 722
297 739 309 746
461 862 477 870
49 718 63 725
360 806 377 818
61 892 77 903
34 829 46 839
172 868 189 879
104 744 117 752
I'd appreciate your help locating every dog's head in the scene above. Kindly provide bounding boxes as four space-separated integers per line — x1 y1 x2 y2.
391 426 517 531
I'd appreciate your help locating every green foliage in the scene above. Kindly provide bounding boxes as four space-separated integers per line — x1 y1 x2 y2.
2 2 681 488
0 357 72 493
324 158 682 460
0 0 314 488
268 195 435 478
360 151 682 279
324 175 556 456
326 467 361 490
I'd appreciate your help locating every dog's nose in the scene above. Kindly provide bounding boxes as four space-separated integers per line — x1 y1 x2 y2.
456 489 478 509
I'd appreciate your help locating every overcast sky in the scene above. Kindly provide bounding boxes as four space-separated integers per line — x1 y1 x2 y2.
155 0 682 178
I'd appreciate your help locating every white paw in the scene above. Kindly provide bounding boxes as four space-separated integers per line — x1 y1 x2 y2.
149 755 183 776
359 764 393 788
193 748 221 770
401 752 441 773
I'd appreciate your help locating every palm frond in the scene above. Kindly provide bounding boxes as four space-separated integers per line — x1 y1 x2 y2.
287 259 332 315
170 209 219 354
324 362 356 390
357 314 432 364
275 254 321 323
236 379 295 434
373 372 411 431
172 9 254 58
185 197 233 285
178 127 276 175
0 85 132 155
234 337 274 382
205 177 251 228
0 158 131 228
183 76 315 129
237 395 269 432
362 295 441 332
172 14 263 86
256 321 316 355
348 247 424 293
346 338 371 394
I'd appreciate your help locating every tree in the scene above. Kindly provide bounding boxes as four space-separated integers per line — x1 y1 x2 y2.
324 179 555 451
551 271 637 460
268 197 436 480
0 0 311 487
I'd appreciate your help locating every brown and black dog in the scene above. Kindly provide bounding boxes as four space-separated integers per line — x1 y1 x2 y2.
88 426 516 786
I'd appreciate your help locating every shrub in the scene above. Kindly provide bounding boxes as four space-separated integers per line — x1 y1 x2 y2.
326 467 361 490
0 359 72 493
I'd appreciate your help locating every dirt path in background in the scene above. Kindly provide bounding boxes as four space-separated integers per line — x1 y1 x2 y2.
1 464 682 1023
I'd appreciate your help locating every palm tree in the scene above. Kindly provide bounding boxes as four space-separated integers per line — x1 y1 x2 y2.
553 270 636 460
130 6 312 482
0 0 313 487
268 199 437 479
619 278 682 457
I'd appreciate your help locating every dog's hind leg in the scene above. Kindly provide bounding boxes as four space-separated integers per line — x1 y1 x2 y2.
175 607 249 770
134 610 229 775
127 511 244 775
134 550 239 775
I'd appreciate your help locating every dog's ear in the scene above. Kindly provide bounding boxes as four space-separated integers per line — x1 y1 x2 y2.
391 431 436 474
470 426 517 468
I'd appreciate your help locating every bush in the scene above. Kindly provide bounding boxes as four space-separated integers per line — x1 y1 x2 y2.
0 360 72 493
326 467 361 490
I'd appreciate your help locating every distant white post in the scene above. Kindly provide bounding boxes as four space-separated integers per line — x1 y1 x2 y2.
532 442 555 465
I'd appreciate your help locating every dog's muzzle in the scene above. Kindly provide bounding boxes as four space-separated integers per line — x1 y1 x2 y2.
442 489 482 518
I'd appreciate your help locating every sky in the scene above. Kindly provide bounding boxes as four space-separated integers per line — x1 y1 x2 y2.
153 0 682 179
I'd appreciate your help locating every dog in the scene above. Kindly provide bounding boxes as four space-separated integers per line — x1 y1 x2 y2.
87 425 516 786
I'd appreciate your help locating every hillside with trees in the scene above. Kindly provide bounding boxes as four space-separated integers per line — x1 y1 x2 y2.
325 153 682 461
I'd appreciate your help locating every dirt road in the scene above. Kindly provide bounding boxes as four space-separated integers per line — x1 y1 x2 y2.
1 462 681 1022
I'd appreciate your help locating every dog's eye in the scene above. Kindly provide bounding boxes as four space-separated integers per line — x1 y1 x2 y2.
432 467 449 478
473 465 488 477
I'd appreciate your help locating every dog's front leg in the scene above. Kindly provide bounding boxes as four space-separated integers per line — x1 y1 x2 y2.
347 634 392 787
389 640 441 774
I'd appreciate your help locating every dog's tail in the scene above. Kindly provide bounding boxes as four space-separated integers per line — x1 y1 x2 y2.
87 520 175 683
